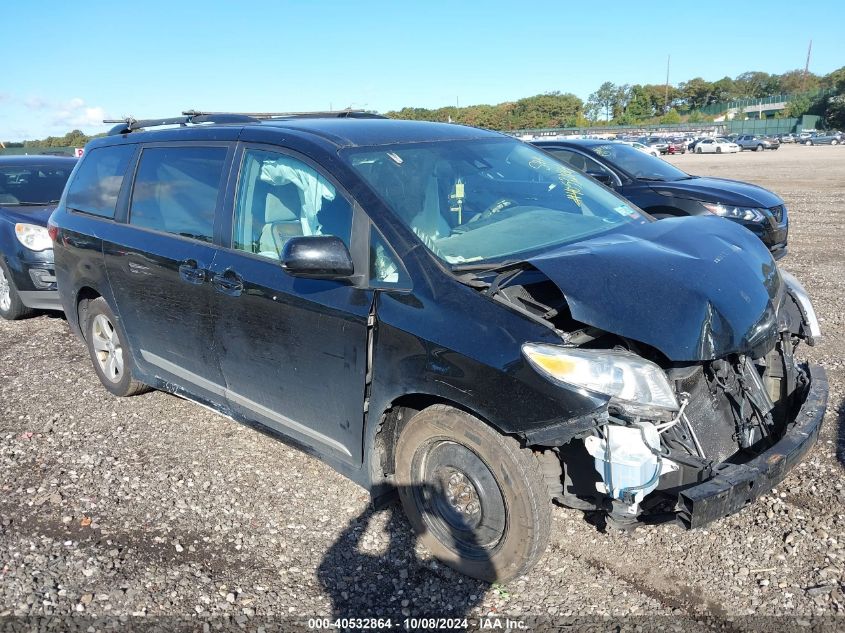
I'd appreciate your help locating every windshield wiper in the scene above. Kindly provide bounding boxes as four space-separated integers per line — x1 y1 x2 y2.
452 259 535 292
451 259 526 273
3 200 60 206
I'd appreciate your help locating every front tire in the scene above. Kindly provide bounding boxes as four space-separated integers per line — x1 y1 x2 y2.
756 144 764 152
696 147 703 154
716 147 722 154
832 139 839 146
0 261 35 321
394 405 551 582
84 297 149 397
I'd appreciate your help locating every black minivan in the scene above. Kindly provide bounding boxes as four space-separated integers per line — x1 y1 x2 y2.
51 113 827 582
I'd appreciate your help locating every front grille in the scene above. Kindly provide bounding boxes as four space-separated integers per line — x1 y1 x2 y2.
770 205 785 222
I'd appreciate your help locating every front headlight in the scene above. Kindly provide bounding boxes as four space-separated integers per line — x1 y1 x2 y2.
702 202 765 222
15 223 52 251
522 343 678 417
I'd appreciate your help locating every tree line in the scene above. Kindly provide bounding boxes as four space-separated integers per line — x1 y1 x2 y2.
387 66 845 130
1 129 101 150
4 66 844 148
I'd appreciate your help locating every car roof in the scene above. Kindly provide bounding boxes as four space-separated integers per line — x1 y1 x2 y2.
0 154 78 166
254 118 505 147
96 118 506 149
530 139 614 148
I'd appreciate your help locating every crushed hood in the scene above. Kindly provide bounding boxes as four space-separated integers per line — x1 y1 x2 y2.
527 216 782 361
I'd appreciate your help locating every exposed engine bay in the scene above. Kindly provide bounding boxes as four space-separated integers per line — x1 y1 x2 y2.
459 261 822 528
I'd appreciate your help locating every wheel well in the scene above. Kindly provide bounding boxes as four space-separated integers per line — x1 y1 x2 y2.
371 394 496 478
75 287 102 338
370 395 563 503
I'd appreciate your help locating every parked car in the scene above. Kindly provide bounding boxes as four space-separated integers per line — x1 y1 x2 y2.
531 139 789 258
619 140 659 157
735 135 780 151
51 114 826 582
0 155 77 319
666 139 686 155
642 137 670 154
802 131 842 145
694 138 740 154
778 133 796 144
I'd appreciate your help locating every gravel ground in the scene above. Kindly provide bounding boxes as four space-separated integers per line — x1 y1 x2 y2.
1 144 843 631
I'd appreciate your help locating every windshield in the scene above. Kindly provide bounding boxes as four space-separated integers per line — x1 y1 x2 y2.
343 138 649 265
0 164 73 205
587 143 690 181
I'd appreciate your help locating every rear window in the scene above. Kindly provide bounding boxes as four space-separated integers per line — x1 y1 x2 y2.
65 145 135 218
129 146 228 243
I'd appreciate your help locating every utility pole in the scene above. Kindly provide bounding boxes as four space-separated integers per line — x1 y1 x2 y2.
801 40 813 92
664 54 671 112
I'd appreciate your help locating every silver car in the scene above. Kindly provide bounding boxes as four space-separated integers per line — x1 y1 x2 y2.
735 135 779 151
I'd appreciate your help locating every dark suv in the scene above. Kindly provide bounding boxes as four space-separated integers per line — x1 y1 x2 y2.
50 113 826 582
0 155 77 319
531 139 790 259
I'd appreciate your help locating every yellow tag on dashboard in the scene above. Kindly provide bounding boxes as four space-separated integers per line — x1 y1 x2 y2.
454 181 465 199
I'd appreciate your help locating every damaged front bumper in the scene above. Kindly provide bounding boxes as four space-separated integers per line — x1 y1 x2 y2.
676 363 828 529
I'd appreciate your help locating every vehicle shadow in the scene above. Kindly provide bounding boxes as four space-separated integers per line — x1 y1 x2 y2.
316 484 489 621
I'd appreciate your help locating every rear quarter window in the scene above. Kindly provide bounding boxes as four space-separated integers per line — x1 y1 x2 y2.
128 146 228 243
65 144 135 218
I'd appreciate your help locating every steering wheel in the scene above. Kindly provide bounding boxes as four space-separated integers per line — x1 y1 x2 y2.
475 198 519 222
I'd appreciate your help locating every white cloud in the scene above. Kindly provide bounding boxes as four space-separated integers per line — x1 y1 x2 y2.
52 98 110 129
25 96 47 110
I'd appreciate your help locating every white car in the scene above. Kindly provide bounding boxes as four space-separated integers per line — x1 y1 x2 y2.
620 141 660 157
694 138 740 154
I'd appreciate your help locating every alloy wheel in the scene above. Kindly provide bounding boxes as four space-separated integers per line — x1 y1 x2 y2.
0 267 11 312
91 314 124 383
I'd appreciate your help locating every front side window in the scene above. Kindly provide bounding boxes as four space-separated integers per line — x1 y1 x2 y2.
577 143 691 182
129 146 227 242
344 139 648 265
543 148 610 177
66 145 135 217
233 149 353 259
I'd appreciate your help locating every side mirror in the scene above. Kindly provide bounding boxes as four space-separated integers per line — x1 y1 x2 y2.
588 171 613 186
281 235 354 280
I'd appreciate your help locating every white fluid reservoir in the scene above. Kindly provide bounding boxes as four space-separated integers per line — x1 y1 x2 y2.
584 423 677 506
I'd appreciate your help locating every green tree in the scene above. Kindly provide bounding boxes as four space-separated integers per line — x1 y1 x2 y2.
660 108 681 124
824 95 845 128
778 69 820 94
587 81 617 122
785 95 812 118
679 77 714 110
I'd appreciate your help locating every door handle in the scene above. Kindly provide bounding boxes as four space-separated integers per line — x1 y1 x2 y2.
178 259 207 285
212 270 244 297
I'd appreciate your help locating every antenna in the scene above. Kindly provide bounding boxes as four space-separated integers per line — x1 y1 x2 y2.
801 39 813 92
664 54 671 112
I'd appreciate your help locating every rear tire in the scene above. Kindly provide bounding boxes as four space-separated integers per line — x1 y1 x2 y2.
0 261 35 321
805 140 813 146
716 147 722 154
83 297 149 397
394 405 551 582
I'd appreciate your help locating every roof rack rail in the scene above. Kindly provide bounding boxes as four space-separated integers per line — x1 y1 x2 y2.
103 112 260 136
181 109 386 120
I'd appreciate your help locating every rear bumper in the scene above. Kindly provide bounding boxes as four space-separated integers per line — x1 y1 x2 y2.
676 363 828 529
